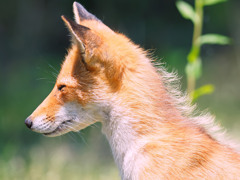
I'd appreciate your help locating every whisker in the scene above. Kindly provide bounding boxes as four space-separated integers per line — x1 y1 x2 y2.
48 64 59 74
76 131 89 147
63 123 89 146
36 78 48 81
67 131 79 144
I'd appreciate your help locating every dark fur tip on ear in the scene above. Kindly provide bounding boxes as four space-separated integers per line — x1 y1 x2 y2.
73 2 101 22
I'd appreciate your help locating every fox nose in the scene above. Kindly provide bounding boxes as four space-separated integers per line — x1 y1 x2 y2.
25 117 33 129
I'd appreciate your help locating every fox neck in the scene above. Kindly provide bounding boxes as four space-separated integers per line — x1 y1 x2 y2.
101 98 181 180
101 104 143 180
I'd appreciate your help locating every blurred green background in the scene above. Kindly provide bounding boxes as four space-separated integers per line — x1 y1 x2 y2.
0 0 239 179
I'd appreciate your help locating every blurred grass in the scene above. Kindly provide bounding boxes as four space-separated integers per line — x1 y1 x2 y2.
0 141 119 180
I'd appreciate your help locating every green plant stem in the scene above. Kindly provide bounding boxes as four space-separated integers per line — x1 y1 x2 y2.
187 75 196 95
187 0 204 95
192 0 203 49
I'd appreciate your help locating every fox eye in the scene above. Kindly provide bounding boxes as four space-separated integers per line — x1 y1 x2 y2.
58 85 66 91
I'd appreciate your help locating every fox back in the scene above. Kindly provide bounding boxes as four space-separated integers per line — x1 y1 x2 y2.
25 2 240 179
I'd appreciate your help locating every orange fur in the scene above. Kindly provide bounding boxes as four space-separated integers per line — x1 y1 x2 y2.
26 2 240 179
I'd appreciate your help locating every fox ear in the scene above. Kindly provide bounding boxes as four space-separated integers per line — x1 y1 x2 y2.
61 15 89 56
73 2 101 23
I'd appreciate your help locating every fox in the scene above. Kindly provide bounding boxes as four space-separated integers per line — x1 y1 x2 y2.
25 2 240 180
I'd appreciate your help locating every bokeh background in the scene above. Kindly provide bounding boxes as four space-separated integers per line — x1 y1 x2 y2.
0 0 240 179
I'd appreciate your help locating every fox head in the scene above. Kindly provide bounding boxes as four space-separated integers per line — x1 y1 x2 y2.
25 2 146 137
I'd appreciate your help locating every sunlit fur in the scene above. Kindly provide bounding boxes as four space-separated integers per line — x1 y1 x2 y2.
27 2 240 179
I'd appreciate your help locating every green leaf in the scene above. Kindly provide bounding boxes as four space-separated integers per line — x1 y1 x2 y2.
185 58 202 80
191 84 215 101
202 0 227 6
198 34 231 45
176 1 196 23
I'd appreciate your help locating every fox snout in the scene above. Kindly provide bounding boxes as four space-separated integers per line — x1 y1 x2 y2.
25 117 33 129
